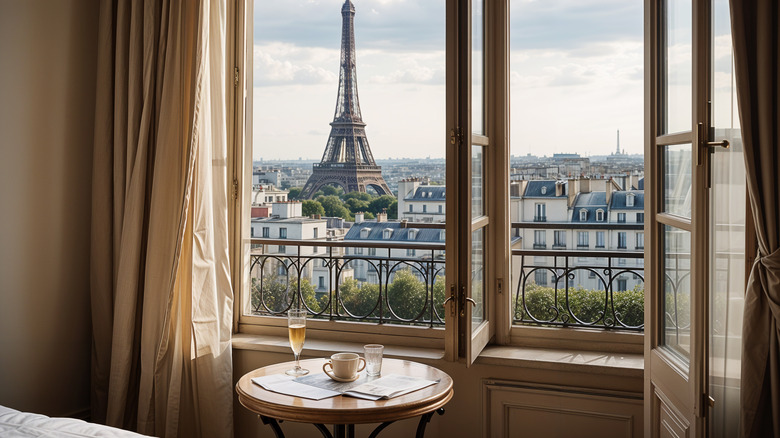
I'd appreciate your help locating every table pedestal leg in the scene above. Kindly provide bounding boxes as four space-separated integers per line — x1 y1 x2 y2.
333 424 355 438
260 416 285 438
415 408 445 438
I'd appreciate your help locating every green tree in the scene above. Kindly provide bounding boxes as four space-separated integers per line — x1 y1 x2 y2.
318 195 351 219
368 195 398 218
338 278 380 317
288 187 302 200
387 269 427 320
343 191 372 202
321 185 343 197
345 198 370 214
302 199 325 217
251 273 322 314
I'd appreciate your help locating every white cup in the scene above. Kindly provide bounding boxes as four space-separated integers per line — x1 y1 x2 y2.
323 352 366 381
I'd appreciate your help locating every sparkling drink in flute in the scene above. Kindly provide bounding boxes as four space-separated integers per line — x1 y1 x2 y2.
285 309 309 376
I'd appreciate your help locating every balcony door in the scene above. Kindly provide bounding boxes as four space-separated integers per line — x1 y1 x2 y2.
645 0 745 436
445 0 509 364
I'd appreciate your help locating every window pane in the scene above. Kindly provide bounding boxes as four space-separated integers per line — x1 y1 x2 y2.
472 0 485 135
472 228 485 326
662 225 691 361
663 0 692 134
472 145 484 217
663 143 692 217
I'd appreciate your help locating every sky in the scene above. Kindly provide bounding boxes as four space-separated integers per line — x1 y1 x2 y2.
252 0 647 161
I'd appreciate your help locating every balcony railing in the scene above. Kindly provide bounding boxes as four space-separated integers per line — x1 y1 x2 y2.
512 249 645 331
533 215 547 222
249 237 446 327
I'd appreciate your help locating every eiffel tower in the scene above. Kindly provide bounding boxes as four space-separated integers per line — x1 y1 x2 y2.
299 0 392 199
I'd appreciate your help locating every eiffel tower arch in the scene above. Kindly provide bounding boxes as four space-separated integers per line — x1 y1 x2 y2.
299 0 392 199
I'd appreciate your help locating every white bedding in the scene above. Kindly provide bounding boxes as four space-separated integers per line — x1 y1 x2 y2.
0 405 153 438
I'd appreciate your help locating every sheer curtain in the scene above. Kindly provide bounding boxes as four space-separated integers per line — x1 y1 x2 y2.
90 1 233 437
730 1 780 437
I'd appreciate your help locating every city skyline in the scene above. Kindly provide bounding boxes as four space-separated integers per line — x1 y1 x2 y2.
253 0 644 161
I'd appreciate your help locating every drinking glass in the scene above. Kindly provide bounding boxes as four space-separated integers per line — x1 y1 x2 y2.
364 344 384 377
286 309 309 376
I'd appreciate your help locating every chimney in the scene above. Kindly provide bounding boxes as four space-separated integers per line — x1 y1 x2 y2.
354 212 364 223
377 211 387 222
568 179 577 207
272 201 302 219
606 178 615 205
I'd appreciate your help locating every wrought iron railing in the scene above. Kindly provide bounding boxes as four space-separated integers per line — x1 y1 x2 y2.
513 249 645 331
249 238 446 327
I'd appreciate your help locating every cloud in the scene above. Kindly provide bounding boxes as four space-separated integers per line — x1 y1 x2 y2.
253 44 339 85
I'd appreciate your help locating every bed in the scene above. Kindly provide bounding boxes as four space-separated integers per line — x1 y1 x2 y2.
0 405 153 437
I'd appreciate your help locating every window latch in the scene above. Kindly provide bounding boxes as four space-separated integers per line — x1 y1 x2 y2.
449 127 462 146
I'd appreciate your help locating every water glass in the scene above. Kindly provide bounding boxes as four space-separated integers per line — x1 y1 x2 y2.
364 344 384 376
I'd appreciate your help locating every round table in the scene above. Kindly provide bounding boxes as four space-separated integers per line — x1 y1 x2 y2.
236 358 454 438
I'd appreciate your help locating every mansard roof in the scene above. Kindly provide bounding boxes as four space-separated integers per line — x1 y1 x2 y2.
523 180 565 198
406 186 446 202
610 191 645 210
344 222 444 243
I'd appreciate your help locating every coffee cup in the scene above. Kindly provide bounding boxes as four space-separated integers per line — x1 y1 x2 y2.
323 352 366 382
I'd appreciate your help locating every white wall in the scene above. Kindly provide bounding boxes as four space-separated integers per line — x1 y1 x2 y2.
0 0 98 416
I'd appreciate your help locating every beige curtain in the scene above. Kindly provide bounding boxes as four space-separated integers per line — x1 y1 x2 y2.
90 0 233 437
730 1 780 437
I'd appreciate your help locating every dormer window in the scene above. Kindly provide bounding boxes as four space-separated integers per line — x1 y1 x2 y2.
596 209 605 221
439 230 446 241
421 191 427 198
541 186 548 195
383 228 393 239
360 228 371 238
626 193 635 207
428 191 433 198
579 209 588 221
408 229 418 239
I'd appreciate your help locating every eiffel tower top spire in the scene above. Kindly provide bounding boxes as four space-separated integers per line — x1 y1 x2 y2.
334 0 362 124
299 0 392 199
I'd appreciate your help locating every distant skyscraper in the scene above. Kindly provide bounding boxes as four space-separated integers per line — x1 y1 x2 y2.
616 130 621 155
299 0 392 199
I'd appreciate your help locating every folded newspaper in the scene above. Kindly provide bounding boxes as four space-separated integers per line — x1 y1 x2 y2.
252 373 438 401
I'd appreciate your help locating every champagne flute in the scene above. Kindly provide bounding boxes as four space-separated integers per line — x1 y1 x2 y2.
285 309 309 376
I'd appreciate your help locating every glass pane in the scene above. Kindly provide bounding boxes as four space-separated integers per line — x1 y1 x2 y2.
663 0 692 134
472 0 485 135
663 143 692 217
709 0 744 434
472 228 485 327
662 225 691 361
472 145 484 217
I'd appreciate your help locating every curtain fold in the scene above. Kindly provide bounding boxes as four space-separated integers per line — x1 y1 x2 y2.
90 0 233 437
730 1 780 437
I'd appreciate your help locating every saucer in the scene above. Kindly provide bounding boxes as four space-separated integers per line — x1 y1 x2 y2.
326 373 360 383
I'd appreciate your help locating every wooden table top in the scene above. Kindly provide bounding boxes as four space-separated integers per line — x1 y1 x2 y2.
236 358 453 425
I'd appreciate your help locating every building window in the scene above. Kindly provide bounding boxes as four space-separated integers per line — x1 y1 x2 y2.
534 230 546 248
636 232 644 249
579 209 588 221
617 278 627 291
596 209 605 221
534 270 547 286
409 229 418 239
361 228 371 238
368 248 376 256
626 193 635 207
251 227 256 237
423 205 427 213
540 186 547 195
383 228 393 239
618 213 626 223
262 227 270 238
596 231 605 248
406 249 416 257
438 205 443 213
637 213 645 223
279 228 287 239
356 247 364 255
617 232 627 249
534 203 546 222
318 277 325 289
553 231 566 248
577 231 589 248
313 228 319 239
278 245 286 254
409 205 414 212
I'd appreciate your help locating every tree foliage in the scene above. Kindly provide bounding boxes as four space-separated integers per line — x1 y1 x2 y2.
368 195 398 219
516 283 644 328
317 195 352 220
251 275 322 314
287 187 302 200
302 199 325 217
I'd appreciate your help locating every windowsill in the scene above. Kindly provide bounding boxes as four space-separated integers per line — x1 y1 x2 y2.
232 334 644 378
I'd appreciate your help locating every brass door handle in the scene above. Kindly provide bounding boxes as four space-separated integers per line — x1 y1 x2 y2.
705 139 730 149
465 297 477 306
